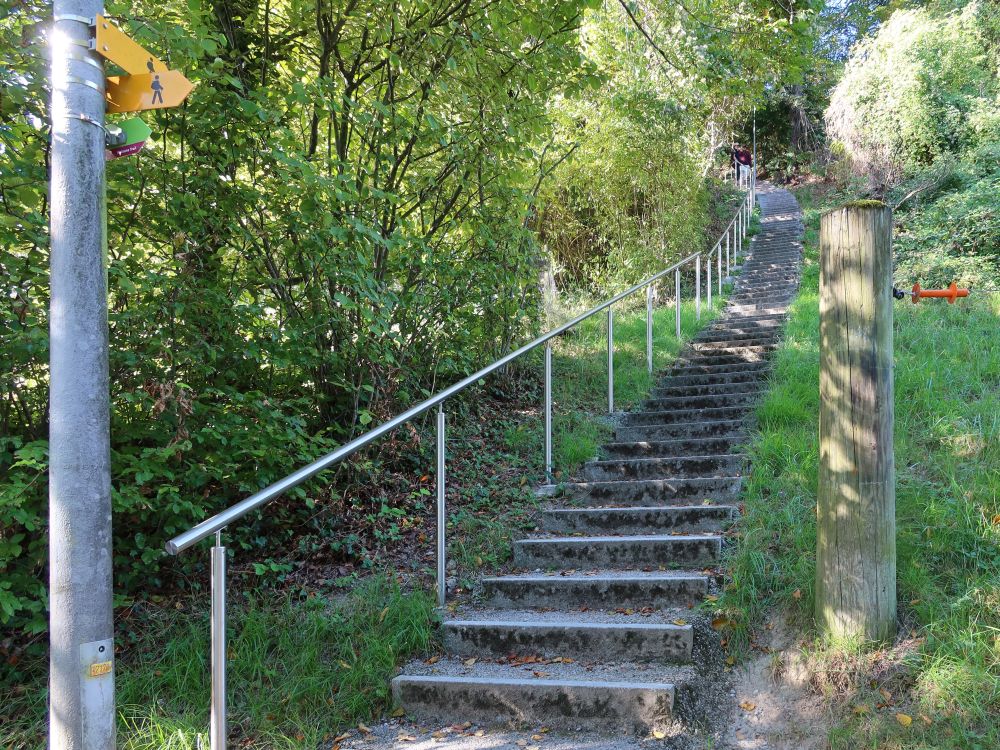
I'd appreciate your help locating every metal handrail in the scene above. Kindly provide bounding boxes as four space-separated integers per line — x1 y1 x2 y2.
165 170 756 750
166 175 755 556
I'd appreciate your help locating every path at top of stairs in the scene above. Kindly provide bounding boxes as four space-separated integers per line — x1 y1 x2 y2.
350 183 805 750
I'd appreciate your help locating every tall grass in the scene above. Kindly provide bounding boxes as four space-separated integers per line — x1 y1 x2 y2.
1 576 435 750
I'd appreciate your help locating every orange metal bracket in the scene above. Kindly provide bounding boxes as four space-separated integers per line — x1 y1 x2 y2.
911 282 969 304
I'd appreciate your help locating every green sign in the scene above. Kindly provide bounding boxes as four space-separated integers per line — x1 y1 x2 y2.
108 116 152 158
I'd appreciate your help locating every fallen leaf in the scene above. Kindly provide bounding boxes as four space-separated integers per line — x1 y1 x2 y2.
652 729 666 739
358 723 372 734
705 594 719 602
895 713 912 727
879 688 893 703
425 655 441 665
391 707 406 717
463 657 477 667
672 619 687 626
740 701 756 711
725 655 735 666
792 589 801 600
853 704 870 715
919 714 933 726
711 615 729 630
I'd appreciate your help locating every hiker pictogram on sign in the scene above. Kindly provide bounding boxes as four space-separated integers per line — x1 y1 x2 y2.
151 75 164 105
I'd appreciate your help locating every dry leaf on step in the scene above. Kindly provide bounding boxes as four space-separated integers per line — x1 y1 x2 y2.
740 701 756 711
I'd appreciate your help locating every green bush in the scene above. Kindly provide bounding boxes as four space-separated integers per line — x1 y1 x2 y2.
826 1 998 184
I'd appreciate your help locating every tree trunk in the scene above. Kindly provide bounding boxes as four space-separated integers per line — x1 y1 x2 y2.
816 201 897 643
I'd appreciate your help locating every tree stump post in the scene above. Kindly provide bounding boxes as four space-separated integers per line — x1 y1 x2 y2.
816 201 896 642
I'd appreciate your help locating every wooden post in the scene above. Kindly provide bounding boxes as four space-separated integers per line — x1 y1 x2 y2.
816 201 896 643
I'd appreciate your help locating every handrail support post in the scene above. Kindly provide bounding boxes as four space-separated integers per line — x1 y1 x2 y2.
607 307 614 414
436 406 446 608
695 254 701 321
645 286 653 375
674 268 681 339
210 531 227 750
544 345 552 481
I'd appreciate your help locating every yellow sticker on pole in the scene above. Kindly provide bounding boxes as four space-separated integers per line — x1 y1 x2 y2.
88 661 113 678
94 15 167 76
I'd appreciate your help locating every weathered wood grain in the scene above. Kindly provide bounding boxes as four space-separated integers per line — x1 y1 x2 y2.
816 201 897 642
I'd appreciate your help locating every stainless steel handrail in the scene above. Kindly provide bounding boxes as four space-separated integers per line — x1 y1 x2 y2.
167 186 758 555
165 251 702 555
165 171 756 750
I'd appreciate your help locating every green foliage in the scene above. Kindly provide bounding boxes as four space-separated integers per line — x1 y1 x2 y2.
721 182 1000 747
0 0 809 654
890 144 1000 288
539 0 817 288
1 0 592 644
826 1 999 185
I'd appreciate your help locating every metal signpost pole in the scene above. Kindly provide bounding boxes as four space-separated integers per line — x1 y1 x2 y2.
49 2 116 747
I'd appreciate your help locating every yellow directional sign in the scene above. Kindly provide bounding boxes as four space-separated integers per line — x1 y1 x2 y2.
105 71 194 113
94 15 167 75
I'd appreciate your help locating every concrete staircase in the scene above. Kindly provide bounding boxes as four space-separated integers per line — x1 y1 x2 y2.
391 185 803 736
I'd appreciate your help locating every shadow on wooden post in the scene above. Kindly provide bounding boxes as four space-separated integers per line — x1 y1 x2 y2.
816 200 897 643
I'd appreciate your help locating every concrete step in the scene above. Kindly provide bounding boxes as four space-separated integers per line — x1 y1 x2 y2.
667 360 771 376
540 504 735 535
615 418 749 443
441 609 694 663
480 570 710 609
694 329 783 343
513 533 721 569
623 405 750 426
725 304 790 316
642 391 760 411
600 435 747 459
655 370 768 389
545 475 742 504
392 659 683 732
673 351 772 368
692 338 779 351
653 381 764 397
583 454 745 481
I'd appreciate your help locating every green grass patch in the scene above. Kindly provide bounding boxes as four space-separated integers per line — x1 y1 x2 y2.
0 575 435 749
721 181 1000 748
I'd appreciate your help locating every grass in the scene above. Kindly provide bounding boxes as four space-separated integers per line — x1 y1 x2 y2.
1 575 435 749
720 180 1000 749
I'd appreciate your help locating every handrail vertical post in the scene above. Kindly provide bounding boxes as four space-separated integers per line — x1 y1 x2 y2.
707 251 713 309
544 344 552 481
695 254 701 321
674 268 681 339
210 531 227 750
436 405 446 608
607 307 614 414
725 230 730 279
645 285 653 375
717 244 722 295
726 229 731 279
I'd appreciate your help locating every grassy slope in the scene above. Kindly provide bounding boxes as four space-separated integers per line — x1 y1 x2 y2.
1 243 741 748
721 181 1000 749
